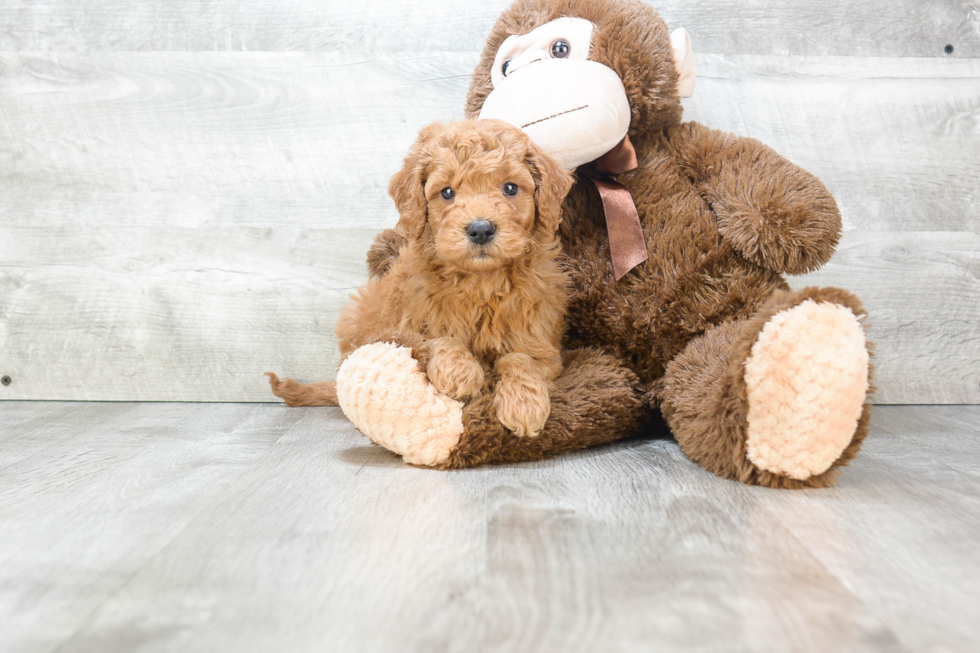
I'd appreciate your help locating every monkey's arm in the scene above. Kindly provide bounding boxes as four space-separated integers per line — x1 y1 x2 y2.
667 122 841 274
366 229 407 279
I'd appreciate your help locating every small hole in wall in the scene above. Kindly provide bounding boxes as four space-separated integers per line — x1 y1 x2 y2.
944 44 954 54
1 376 11 386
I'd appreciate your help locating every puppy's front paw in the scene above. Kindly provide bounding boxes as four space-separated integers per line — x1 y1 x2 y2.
494 377 550 437
427 340 485 401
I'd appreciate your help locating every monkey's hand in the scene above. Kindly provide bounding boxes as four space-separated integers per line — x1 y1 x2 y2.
366 228 407 279
669 122 842 275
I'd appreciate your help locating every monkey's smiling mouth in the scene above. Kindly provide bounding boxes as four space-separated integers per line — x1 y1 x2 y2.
520 104 589 129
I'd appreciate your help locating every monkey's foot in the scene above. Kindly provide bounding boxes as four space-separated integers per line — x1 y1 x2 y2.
336 342 464 466
743 300 870 481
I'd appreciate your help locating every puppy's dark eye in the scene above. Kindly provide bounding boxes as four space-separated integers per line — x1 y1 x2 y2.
501 59 512 76
441 187 455 200
503 182 519 196
551 40 570 58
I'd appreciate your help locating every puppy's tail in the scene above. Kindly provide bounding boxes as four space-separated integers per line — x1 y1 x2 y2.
265 372 338 407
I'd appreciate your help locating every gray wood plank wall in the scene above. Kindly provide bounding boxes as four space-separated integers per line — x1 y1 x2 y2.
0 1 978 404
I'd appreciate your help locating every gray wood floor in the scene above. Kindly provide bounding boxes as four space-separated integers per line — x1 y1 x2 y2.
1 402 979 653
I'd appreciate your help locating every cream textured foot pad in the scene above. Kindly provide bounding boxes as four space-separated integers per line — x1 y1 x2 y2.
336 342 464 466
743 300 869 480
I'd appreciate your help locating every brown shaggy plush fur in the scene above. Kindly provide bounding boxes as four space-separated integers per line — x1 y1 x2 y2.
660 287 875 489
442 347 654 469
366 228 407 280
269 119 574 437
363 0 874 487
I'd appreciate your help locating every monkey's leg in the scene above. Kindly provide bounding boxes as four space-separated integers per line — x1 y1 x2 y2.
336 344 651 468
660 287 874 489
440 348 650 468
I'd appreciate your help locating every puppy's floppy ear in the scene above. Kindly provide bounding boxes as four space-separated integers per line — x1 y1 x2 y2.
389 122 444 240
526 142 574 234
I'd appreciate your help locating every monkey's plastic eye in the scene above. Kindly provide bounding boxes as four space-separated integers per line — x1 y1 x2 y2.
501 59 512 76
551 40 570 58
503 183 519 197
441 187 455 200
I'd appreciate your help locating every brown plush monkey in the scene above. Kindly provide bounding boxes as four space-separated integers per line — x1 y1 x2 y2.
320 0 874 489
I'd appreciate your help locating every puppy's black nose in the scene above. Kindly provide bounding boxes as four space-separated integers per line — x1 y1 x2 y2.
466 220 496 245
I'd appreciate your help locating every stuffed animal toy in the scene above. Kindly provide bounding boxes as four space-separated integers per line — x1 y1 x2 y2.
268 119 575 447
322 0 874 489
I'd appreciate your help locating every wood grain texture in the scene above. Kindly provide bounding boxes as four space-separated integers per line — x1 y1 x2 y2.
0 227 377 401
1 402 979 652
2 53 976 232
789 231 980 405
688 55 980 232
1 0 977 57
758 405 980 653
0 402 307 653
0 53 978 402
0 51 464 401
0 52 473 227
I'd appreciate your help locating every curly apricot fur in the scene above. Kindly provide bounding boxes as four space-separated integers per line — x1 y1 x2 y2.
269 120 573 437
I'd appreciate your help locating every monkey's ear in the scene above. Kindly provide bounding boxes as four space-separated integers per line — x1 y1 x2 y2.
389 123 444 241
670 28 696 98
527 142 574 234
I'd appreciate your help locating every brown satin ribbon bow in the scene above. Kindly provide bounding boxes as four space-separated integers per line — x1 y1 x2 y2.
587 135 648 280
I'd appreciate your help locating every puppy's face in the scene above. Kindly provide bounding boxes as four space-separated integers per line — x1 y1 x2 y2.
389 120 573 273
423 141 537 272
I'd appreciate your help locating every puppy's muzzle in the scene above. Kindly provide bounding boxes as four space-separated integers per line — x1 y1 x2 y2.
466 220 496 246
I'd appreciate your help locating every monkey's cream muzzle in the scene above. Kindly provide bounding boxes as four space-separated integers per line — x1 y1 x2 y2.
480 58 630 170
478 17 695 171
478 17 629 170
478 16 696 279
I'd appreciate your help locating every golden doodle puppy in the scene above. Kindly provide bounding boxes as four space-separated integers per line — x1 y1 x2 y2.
268 119 574 437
